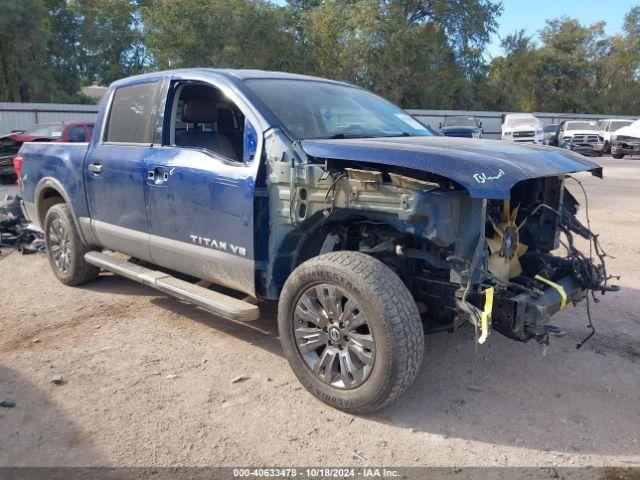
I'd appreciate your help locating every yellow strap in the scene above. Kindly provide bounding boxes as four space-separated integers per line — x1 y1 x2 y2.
535 274 567 309
478 287 494 345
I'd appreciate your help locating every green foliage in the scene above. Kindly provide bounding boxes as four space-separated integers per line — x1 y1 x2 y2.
1 0 640 114
485 11 640 115
143 0 298 71
0 0 51 101
72 0 148 85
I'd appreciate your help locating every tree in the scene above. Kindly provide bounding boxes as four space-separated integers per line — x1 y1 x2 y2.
43 0 84 102
593 6 640 114
72 0 148 85
483 30 540 111
143 0 298 71
0 0 51 101
297 0 501 108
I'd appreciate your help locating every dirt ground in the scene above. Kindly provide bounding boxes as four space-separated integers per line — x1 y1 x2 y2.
1 156 639 467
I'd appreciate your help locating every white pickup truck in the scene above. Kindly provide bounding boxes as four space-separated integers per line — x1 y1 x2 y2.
556 120 603 156
597 119 635 154
611 119 640 159
501 114 544 144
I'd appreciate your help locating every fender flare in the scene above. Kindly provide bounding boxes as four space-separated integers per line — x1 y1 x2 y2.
35 177 88 245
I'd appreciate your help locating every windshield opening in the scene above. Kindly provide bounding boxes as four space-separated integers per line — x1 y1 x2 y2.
610 121 633 130
506 117 540 128
243 79 431 140
443 116 477 127
566 121 597 130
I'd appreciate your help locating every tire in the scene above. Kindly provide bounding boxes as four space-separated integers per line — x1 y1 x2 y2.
44 203 100 286
612 152 625 159
278 251 424 413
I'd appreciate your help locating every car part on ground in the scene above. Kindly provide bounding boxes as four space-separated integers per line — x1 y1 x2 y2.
0 194 43 255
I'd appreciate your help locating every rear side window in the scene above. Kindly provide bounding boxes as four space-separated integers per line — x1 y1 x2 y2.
105 81 161 144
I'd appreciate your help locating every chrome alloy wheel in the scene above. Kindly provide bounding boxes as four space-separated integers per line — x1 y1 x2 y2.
293 283 375 389
48 217 71 274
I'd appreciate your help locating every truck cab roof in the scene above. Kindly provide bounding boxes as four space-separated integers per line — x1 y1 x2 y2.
109 68 350 90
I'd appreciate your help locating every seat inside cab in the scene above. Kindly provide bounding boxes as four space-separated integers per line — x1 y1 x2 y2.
171 83 245 161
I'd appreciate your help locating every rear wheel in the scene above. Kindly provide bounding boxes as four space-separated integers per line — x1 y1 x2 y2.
278 251 424 413
44 203 99 285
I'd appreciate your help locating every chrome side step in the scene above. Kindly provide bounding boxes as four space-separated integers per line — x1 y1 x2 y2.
84 251 260 322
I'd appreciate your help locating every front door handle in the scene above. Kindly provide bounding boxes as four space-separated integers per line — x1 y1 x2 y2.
148 166 169 185
88 163 103 174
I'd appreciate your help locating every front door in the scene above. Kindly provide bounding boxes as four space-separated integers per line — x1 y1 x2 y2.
85 79 163 262
144 80 260 296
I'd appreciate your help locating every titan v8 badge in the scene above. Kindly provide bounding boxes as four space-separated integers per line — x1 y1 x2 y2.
189 235 247 257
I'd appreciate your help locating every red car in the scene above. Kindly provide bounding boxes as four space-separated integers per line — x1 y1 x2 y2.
1 121 94 181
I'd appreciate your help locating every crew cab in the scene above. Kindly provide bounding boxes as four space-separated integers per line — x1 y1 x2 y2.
1 122 94 181
556 120 603 156
17 69 610 413
439 115 482 138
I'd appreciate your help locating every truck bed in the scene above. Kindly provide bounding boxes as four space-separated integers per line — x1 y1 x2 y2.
19 142 90 227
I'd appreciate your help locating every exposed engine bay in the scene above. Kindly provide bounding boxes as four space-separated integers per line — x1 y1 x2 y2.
263 134 614 350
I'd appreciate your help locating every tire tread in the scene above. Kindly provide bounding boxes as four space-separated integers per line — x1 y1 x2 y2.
279 251 424 413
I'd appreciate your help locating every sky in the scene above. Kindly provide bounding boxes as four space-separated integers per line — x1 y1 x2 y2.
486 0 636 58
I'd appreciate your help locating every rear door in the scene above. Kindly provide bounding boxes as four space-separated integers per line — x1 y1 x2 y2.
85 79 162 262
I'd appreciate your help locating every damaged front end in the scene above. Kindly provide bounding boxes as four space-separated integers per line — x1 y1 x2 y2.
263 132 613 349
458 176 612 347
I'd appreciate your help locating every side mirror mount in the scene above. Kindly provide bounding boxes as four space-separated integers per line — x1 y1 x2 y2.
244 120 258 163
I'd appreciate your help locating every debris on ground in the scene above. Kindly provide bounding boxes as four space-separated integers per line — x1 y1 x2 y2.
231 375 249 384
0 195 44 255
0 400 16 408
351 450 366 461
51 374 64 385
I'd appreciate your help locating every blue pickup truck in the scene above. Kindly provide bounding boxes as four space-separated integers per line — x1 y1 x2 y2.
16 69 610 412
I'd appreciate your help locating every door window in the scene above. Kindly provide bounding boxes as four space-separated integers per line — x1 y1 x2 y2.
105 81 161 144
167 82 254 163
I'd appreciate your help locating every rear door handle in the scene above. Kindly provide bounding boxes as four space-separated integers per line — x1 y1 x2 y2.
88 163 103 174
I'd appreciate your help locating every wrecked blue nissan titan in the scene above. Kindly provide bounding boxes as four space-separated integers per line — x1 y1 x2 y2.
17 69 611 413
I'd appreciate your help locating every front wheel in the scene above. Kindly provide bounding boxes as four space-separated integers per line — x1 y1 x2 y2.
278 251 424 413
612 152 625 159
